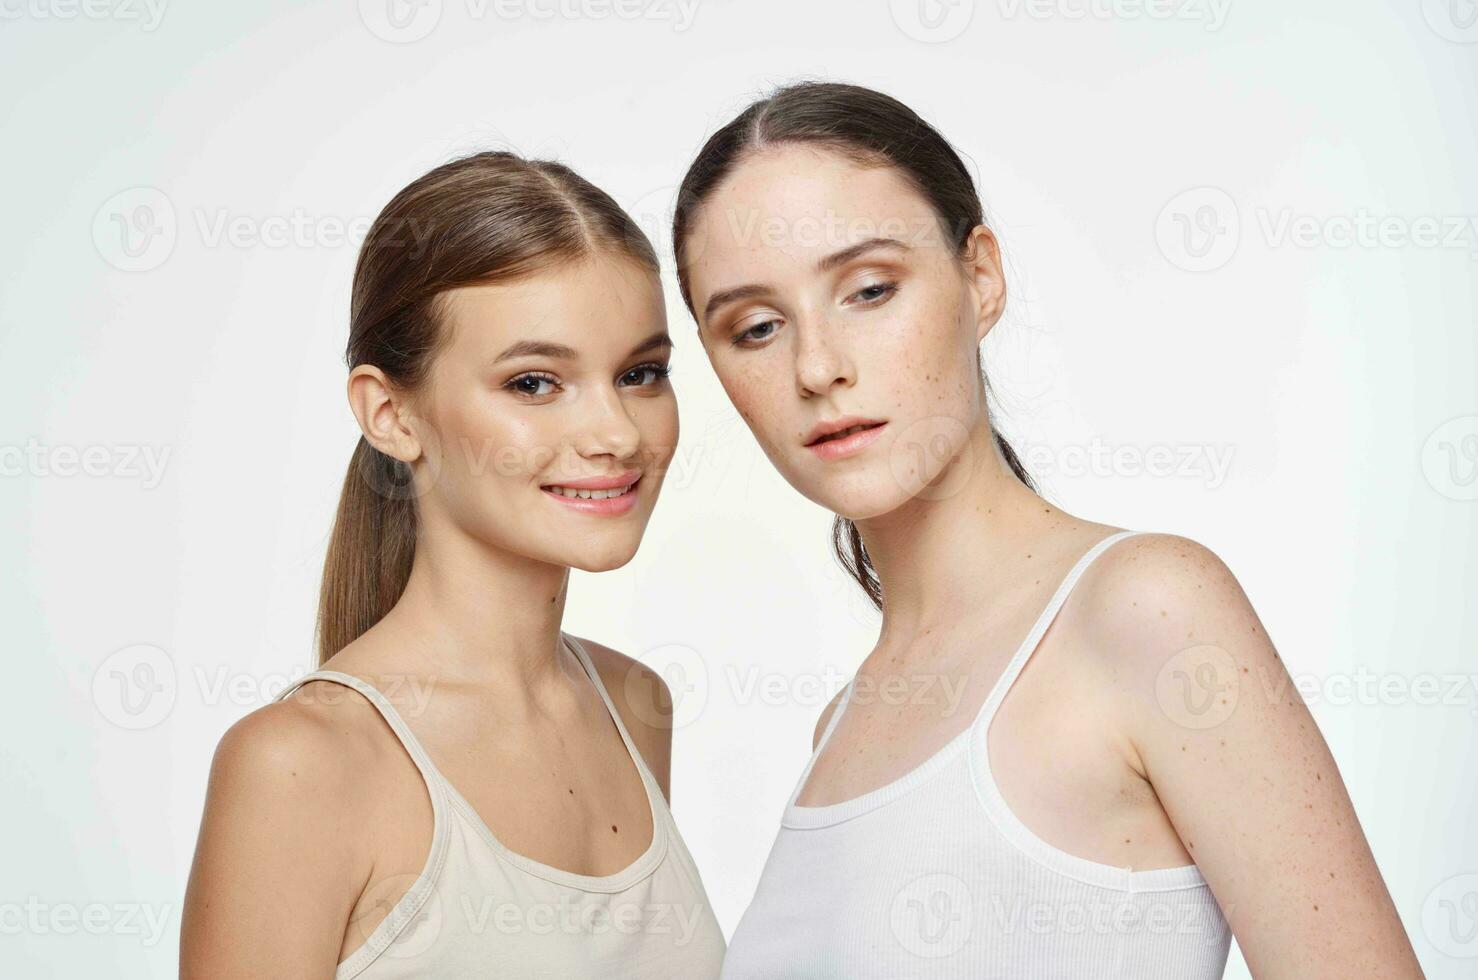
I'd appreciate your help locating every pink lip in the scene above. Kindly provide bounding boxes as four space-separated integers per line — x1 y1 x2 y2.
807 421 888 461
804 415 886 447
540 475 642 516
541 470 641 491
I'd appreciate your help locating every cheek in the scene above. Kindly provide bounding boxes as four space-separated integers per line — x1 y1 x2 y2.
445 402 551 482
634 395 680 463
878 290 979 411
715 356 791 445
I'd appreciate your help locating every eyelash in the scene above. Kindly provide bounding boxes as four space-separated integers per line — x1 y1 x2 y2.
730 280 899 348
501 362 672 398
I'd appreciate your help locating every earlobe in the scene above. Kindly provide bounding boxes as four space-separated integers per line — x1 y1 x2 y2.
347 366 423 463
963 224 1007 345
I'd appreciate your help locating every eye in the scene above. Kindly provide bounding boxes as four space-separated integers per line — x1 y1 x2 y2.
619 362 672 387
848 280 898 305
733 319 780 348
503 372 561 398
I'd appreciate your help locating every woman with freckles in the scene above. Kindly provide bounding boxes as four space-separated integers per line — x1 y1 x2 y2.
180 151 725 978
674 82 1424 978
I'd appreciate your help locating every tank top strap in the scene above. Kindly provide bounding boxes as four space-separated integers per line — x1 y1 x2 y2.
784 679 856 809
561 634 663 791
272 668 452 801
969 528 1147 736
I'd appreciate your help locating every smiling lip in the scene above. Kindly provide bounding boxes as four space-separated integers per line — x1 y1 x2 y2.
805 417 888 461
540 471 642 515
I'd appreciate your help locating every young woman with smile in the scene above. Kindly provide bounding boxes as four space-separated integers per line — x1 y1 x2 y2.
674 82 1424 978
180 151 725 978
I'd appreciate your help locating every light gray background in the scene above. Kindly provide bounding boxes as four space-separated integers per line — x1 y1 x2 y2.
1 0 1475 976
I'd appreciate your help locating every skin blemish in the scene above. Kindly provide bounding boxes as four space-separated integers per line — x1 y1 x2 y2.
611 824 619 833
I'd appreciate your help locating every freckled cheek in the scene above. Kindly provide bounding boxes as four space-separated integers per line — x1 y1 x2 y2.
721 362 792 448
879 298 975 410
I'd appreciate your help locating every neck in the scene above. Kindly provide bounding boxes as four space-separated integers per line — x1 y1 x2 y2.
855 421 1076 646
375 520 574 691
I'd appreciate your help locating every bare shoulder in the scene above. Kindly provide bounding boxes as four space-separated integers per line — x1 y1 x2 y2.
207 683 387 825
1070 530 1262 646
1060 533 1425 973
1065 530 1277 730
567 635 674 792
182 683 393 974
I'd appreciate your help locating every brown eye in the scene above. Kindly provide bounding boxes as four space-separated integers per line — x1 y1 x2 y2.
620 363 671 386
504 373 559 397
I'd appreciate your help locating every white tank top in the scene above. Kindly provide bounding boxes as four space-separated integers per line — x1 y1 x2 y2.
719 530 1232 979
272 633 726 979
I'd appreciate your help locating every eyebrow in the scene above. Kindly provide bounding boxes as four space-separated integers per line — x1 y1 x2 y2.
700 237 909 323
492 330 673 364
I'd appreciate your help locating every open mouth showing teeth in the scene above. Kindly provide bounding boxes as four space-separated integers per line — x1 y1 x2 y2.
812 422 883 445
541 478 640 500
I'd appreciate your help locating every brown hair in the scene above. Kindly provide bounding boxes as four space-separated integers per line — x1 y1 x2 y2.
316 150 658 664
671 81 1037 611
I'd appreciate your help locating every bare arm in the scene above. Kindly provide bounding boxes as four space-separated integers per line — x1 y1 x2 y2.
180 702 371 979
1092 534 1424 978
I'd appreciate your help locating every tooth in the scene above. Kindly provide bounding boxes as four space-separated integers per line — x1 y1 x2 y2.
549 484 630 499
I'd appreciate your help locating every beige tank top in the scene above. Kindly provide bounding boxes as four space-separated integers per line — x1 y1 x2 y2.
271 633 726 979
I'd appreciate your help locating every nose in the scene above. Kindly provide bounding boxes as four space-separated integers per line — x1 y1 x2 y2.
794 318 855 398
571 384 642 462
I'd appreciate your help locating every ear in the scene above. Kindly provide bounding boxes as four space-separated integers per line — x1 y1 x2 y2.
347 365 425 463
961 224 1007 346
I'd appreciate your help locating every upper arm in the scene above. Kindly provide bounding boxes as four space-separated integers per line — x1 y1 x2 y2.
578 637 674 801
180 702 371 980
1087 534 1423 979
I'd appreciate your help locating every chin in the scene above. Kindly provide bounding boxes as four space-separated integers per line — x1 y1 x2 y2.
802 478 911 523
565 541 641 573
